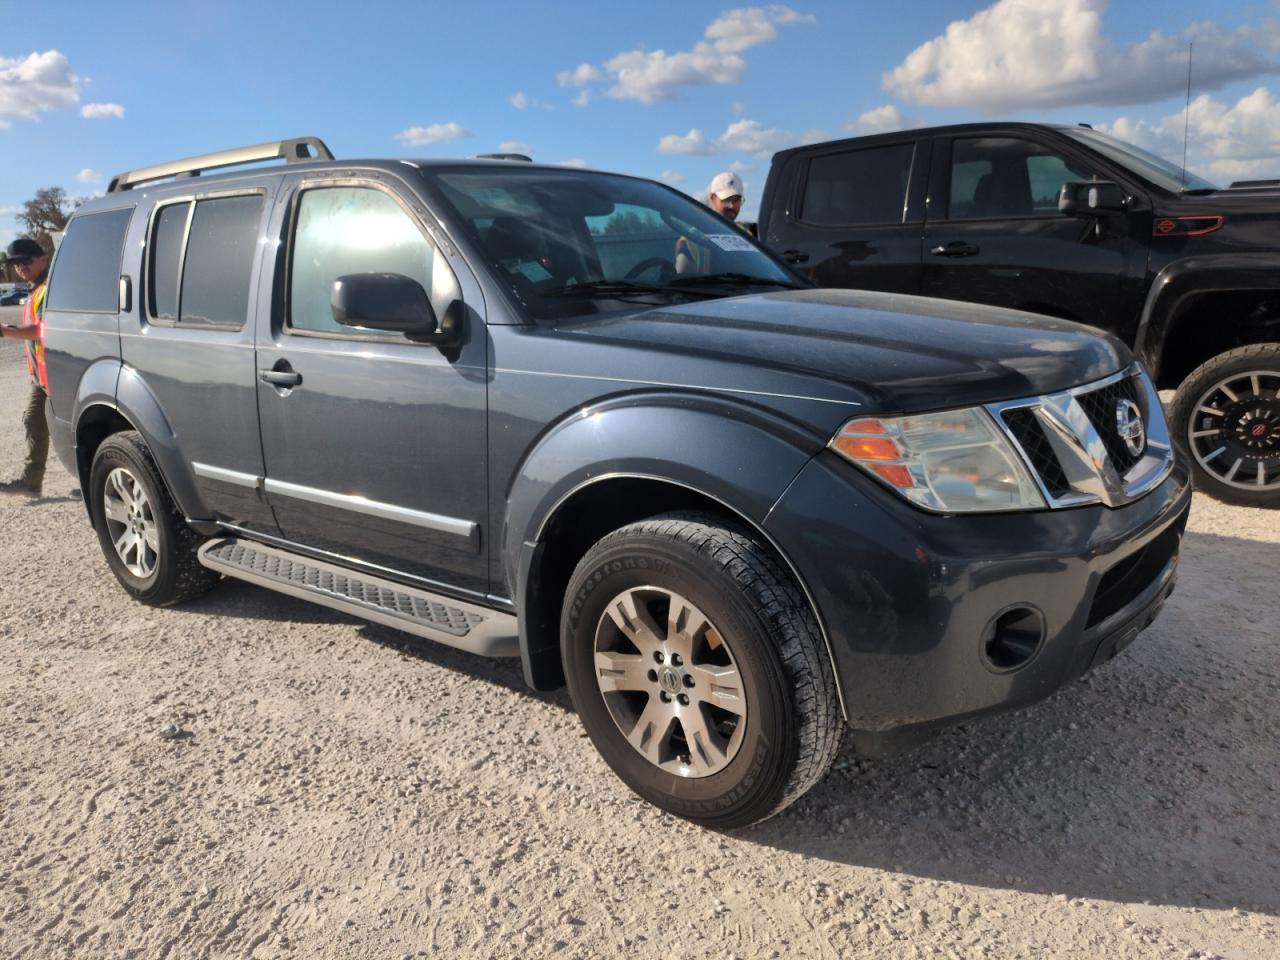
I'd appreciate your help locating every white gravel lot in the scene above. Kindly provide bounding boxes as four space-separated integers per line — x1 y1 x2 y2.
0 313 1276 959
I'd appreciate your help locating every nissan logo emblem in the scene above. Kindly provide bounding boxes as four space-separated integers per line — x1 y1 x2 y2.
1115 399 1146 458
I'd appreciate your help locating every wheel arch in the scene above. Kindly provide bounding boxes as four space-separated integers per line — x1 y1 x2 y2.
1136 254 1280 387
514 472 847 721
74 364 211 524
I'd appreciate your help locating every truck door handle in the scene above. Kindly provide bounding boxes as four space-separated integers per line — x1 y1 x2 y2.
781 249 810 264
930 242 981 258
260 365 302 388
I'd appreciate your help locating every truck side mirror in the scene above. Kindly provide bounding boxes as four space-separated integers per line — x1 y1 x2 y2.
1058 181 1126 216
330 273 462 347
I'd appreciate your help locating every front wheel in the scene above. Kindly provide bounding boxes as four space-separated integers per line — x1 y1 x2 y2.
561 512 843 828
1169 343 1280 507
89 431 219 605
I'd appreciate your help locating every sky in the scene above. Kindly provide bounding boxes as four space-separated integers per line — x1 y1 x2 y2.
5 0 1280 229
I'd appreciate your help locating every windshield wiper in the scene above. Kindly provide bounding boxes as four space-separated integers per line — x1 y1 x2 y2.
542 280 675 298
667 272 801 290
541 279 716 300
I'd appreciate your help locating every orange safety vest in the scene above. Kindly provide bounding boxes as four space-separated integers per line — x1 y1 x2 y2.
22 280 48 390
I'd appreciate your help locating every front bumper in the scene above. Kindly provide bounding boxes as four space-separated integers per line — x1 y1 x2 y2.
763 450 1192 752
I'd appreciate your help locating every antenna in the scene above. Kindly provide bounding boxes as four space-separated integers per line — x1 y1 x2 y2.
1181 42 1193 190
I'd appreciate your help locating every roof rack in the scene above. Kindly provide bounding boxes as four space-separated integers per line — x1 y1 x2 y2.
108 136 334 193
471 152 533 162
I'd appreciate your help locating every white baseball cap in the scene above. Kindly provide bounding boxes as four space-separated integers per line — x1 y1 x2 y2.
709 171 744 200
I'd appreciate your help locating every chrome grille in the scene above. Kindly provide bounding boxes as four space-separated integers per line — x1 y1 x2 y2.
987 364 1174 510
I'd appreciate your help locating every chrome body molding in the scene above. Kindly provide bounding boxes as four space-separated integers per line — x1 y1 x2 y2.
192 461 261 489
987 363 1175 510
262 478 477 543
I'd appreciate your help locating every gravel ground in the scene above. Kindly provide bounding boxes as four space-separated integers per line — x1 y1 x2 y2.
1 316 1276 959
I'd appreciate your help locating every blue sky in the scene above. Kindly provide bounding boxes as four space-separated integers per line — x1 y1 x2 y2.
6 0 1280 228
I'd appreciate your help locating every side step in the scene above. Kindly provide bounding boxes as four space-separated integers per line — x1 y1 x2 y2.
197 537 519 657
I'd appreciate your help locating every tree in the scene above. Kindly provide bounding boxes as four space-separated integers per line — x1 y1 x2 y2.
19 187 78 252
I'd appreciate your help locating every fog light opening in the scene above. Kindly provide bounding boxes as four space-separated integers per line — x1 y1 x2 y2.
983 606 1045 672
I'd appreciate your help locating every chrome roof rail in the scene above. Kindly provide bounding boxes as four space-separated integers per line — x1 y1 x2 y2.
108 137 334 192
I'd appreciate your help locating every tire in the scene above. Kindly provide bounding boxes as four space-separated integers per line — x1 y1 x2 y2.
561 511 843 828
89 431 219 606
1168 343 1280 508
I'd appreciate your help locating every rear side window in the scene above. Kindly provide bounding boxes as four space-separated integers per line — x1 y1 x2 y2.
147 193 265 328
800 144 916 226
289 185 457 337
46 208 134 313
180 195 264 327
149 202 189 321
949 138 1094 219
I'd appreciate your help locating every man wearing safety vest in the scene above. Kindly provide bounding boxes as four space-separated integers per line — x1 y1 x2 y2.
1 238 52 497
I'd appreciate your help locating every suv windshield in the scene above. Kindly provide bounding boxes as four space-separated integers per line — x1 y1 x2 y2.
1063 127 1218 193
423 167 798 320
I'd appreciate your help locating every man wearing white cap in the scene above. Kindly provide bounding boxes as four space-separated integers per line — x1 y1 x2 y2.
706 171 744 223
676 171 746 274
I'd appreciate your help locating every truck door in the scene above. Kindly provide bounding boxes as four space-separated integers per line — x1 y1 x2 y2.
766 139 926 293
922 135 1135 332
254 174 491 597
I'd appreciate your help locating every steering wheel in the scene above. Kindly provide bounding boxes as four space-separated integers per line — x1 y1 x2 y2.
624 257 676 283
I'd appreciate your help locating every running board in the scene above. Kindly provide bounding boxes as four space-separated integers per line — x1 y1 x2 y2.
197 537 519 657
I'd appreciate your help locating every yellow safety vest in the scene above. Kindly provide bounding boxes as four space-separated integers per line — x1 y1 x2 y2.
23 281 48 389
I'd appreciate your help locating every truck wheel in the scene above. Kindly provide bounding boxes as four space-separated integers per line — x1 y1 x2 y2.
1169 343 1280 507
561 512 843 828
89 431 219 606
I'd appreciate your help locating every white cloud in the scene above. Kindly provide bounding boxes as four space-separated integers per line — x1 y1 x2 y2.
77 168 101 184
846 104 924 134
658 118 799 159
1102 87 1280 182
732 101 747 115
727 160 755 174
557 63 601 88
884 0 1280 113
498 141 533 155
717 118 792 157
557 159 590 168
799 127 829 145
510 91 530 109
81 102 124 120
658 169 686 183
563 5 813 104
572 90 591 108
395 122 470 146
658 128 718 155
0 50 80 127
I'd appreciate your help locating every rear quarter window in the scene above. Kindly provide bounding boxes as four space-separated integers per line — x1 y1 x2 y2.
46 207 134 313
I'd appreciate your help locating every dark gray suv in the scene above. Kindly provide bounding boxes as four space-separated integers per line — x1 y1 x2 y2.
41 137 1190 827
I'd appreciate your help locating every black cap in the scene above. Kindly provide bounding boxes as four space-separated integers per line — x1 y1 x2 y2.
4 238 46 264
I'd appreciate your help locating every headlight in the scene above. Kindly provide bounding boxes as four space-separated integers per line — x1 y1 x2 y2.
829 407 1046 513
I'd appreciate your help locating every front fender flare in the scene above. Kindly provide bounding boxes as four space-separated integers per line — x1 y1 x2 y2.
1135 253 1280 379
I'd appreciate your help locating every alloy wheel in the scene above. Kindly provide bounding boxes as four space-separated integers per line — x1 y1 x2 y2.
102 466 160 578
592 586 747 778
1186 369 1280 492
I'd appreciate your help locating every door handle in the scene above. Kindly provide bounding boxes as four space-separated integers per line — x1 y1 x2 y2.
260 367 302 387
781 248 810 264
930 241 981 258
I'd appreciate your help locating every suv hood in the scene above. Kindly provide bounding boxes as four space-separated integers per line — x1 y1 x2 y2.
550 288 1130 414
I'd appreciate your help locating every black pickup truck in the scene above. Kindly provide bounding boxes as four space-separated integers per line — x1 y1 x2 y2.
759 122 1280 507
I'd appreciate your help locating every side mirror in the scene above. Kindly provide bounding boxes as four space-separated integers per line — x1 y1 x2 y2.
1058 181 1126 216
330 273 462 346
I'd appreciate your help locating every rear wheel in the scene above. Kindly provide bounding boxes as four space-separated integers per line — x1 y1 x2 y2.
89 431 219 605
1170 343 1280 507
561 512 843 828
